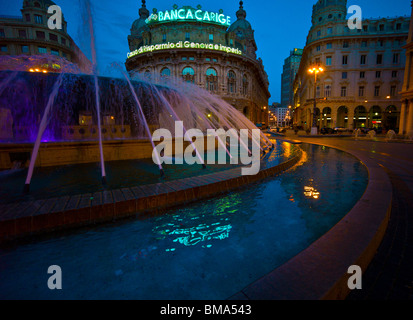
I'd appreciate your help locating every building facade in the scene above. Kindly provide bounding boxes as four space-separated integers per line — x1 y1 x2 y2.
0 0 91 73
125 1 270 126
293 0 409 132
400 1 413 137
281 48 302 109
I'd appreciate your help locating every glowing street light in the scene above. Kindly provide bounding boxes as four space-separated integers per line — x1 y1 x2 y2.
308 65 324 135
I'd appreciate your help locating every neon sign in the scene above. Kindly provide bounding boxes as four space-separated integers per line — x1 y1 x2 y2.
146 7 231 27
127 41 242 59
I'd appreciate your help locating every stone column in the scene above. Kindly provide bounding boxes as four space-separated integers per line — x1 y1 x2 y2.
399 100 407 134
407 100 413 137
347 107 355 130
331 107 338 128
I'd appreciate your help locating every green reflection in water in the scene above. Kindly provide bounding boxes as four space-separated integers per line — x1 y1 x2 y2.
153 193 242 248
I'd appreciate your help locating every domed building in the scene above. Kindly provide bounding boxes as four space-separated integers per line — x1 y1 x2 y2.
125 1 270 126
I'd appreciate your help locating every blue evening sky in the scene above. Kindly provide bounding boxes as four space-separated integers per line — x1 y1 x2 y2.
0 0 410 103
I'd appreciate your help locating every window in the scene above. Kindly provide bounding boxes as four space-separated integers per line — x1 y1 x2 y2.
360 55 366 65
342 55 348 65
0 29 4 37
34 2 40 7
396 23 402 30
49 33 58 42
341 87 347 97
316 45 320 51
376 54 383 64
206 68 217 76
363 25 368 32
360 71 365 78
359 86 365 97
38 47 47 54
34 14 43 24
51 49 59 56
185 32 190 41
376 71 381 78
18 30 26 38
21 45 29 53
342 72 348 79
61 37 66 45
361 41 367 47
374 86 380 96
162 34 166 43
182 57 187 61
315 57 320 64
378 40 384 47
206 68 217 92
327 27 332 34
230 39 233 46
390 86 396 96
242 75 248 95
392 70 398 78
0 45 8 52
36 31 45 39
182 67 195 75
205 58 210 62
316 86 321 98
209 34 213 43
227 70 236 93
379 24 384 31
161 68 170 77
326 56 332 66
25 14 30 22
324 85 331 97
393 53 399 64
189 57 195 61
343 41 349 48
326 42 332 49
317 30 321 37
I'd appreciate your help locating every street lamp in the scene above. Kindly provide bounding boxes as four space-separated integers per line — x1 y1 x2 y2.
308 66 324 135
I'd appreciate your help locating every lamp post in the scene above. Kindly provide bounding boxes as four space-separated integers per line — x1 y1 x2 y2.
308 66 324 135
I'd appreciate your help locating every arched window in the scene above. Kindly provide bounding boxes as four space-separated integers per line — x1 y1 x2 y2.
161 67 170 78
242 75 249 96
206 68 218 92
206 68 217 77
227 70 236 94
182 67 195 83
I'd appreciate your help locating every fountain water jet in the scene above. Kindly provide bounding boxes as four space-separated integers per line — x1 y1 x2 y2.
24 73 65 193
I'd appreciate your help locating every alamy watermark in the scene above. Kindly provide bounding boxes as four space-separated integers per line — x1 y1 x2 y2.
152 121 262 176
47 5 63 30
347 5 362 30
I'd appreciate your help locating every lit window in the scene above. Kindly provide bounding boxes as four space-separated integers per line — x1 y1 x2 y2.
38 47 47 53
51 49 59 56
21 45 29 53
161 68 170 77
34 14 43 24
209 34 213 43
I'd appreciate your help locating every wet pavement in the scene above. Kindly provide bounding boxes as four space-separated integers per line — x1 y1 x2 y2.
286 135 413 300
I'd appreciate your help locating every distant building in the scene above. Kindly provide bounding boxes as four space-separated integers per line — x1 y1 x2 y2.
269 102 290 127
281 48 302 108
0 0 91 73
400 1 413 137
293 0 409 132
125 0 270 126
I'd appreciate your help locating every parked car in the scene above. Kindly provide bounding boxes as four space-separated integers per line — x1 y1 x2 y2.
320 127 336 134
334 127 349 132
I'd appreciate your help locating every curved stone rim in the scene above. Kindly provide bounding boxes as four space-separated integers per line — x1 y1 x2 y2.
230 141 392 300
0 146 303 243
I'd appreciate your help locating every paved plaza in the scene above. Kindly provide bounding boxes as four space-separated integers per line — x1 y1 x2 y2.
282 135 413 300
